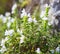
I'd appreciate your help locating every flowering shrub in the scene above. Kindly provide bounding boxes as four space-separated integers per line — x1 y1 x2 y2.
0 3 60 54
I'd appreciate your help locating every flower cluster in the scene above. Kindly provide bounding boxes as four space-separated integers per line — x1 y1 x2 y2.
0 2 60 54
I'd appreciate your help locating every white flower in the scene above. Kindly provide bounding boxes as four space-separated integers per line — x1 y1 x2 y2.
4 37 8 41
7 16 11 20
42 17 48 20
0 37 8 53
33 18 37 23
48 16 58 26
56 47 60 52
44 4 49 8
21 9 26 13
2 17 7 23
48 15 55 26
17 29 23 35
11 3 17 14
0 14 4 19
28 17 33 23
48 20 54 26
54 19 59 25
0 38 8 53
50 49 54 54
27 13 31 17
0 45 7 53
21 9 31 18
40 11 45 18
36 48 40 53
6 18 15 28
8 17 15 23
48 22 52 26
5 12 11 17
21 9 27 18
7 22 11 28
10 18 15 23
5 29 14 36
1 39 5 46
12 3 17 11
20 35 25 43
17 29 20 33
28 17 37 23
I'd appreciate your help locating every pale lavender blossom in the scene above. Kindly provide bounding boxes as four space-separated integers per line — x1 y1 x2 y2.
48 22 52 26
0 14 4 19
0 37 8 53
40 11 45 18
33 18 37 23
1 39 6 46
48 16 58 26
21 9 27 18
27 13 31 17
10 18 15 23
0 15 7 23
28 17 37 23
7 16 11 21
56 47 60 52
0 45 7 53
5 12 11 17
11 3 17 14
0 38 8 53
20 35 25 43
44 4 49 8
17 29 23 35
1 37 8 46
5 29 14 36
21 9 26 13
28 17 33 23
54 19 59 25
2 17 7 23
36 48 40 53
42 17 48 20
50 49 54 54
7 22 11 28
7 17 15 23
4 37 8 41
7 18 15 28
